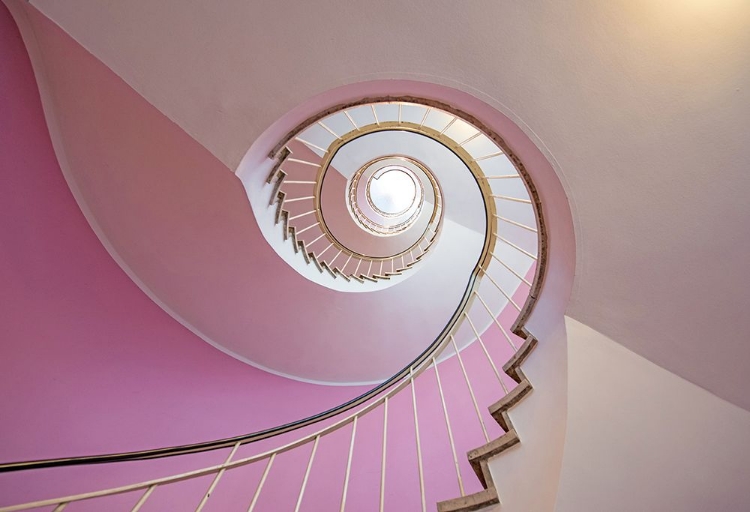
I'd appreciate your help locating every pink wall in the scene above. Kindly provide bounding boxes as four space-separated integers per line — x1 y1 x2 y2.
14 0 488 386
0 4 547 509
0 0 369 474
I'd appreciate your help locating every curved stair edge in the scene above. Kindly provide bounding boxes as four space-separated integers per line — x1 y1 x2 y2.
267 146 439 283
437 335 538 512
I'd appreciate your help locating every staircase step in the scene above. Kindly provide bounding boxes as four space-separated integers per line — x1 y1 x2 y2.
468 430 520 488
309 254 324 273
274 191 286 224
269 170 287 206
502 336 537 384
488 379 533 431
437 487 499 512
320 261 336 278
266 147 290 183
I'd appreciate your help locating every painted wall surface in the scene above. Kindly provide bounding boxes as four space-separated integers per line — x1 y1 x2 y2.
0 9 534 509
481 112 575 510
484 316 568 512
27 0 750 413
0 0 370 465
0 1 581 508
10 1 496 385
555 318 750 512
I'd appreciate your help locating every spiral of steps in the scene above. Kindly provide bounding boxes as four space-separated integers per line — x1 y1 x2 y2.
7 1 750 510
0 90 548 511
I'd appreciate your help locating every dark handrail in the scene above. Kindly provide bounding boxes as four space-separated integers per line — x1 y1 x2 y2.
0 260 484 473
1 96 549 474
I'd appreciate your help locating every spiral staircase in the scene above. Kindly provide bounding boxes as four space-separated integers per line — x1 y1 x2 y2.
0 84 547 511
6 0 750 511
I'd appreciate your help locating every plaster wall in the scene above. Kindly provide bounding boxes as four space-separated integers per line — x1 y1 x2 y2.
0 12 531 509
0 0 368 472
0 2 580 508
8 3 490 385
483 315 568 512
554 318 750 512
25 0 750 412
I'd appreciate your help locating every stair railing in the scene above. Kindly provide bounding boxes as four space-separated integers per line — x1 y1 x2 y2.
0 99 547 512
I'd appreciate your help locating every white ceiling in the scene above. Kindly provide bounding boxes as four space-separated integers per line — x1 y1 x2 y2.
19 0 750 408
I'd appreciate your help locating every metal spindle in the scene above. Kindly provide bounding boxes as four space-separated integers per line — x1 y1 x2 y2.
287 158 320 167
130 485 156 512
419 107 432 128
491 253 532 286
339 418 358 512
317 242 334 258
342 253 353 273
295 138 327 153
440 117 457 135
410 370 426 512
472 151 504 162
450 335 489 442
307 232 327 247
497 235 538 259
491 194 531 204
289 210 316 221
330 250 343 267
318 121 341 139
483 272 521 311
495 215 537 233
465 313 509 394
196 442 241 511
432 358 464 496
284 195 315 203
344 111 359 131
296 222 320 235
458 132 481 146
247 454 276 512
380 397 389 512
371 104 380 125
294 436 320 512
474 291 517 351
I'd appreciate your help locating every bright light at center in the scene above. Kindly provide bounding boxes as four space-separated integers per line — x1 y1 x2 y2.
368 167 417 215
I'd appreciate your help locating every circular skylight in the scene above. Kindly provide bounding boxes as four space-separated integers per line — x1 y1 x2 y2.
347 156 430 236
367 166 418 216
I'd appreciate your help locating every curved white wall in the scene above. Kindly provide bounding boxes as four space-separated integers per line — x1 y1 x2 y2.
555 318 750 512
